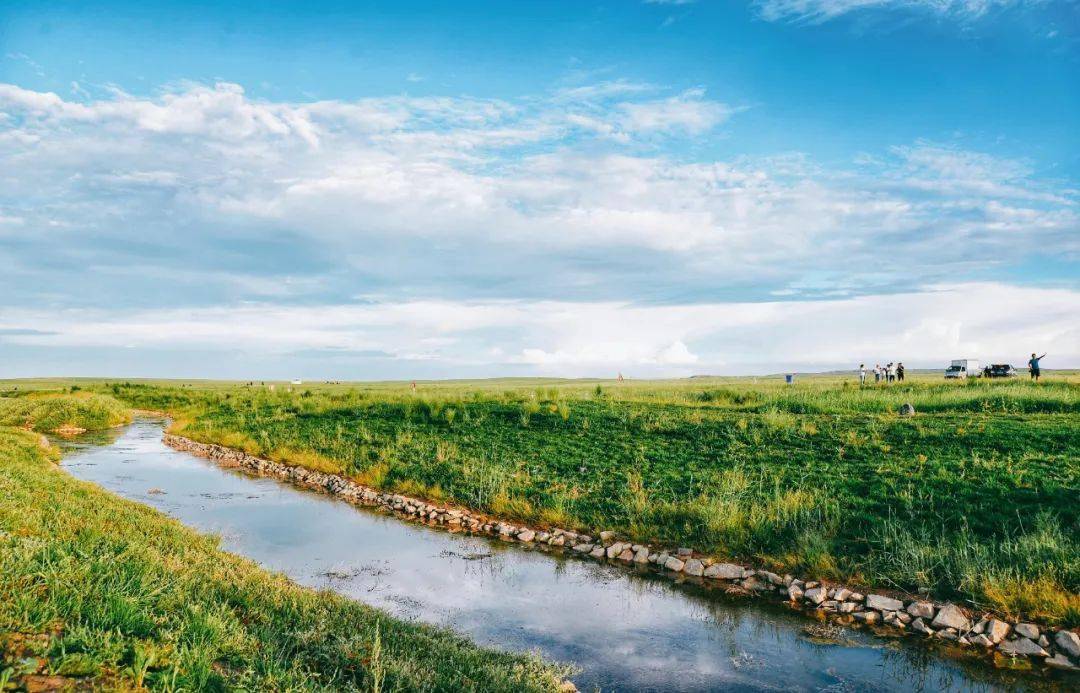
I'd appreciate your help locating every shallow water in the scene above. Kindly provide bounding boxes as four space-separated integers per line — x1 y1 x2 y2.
61 419 1073 692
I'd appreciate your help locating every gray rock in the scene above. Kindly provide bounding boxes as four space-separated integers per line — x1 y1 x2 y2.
930 603 971 631
617 548 635 562
589 547 605 559
704 563 745 580
969 633 993 647
742 576 768 592
572 543 594 553
1014 623 1039 640
839 602 857 614
899 403 915 416
664 556 686 572
599 530 616 543
787 584 804 601
911 618 934 635
535 531 551 543
906 601 935 619
866 594 904 612
549 535 566 546
998 637 1048 658
804 587 828 605
633 547 651 564
684 559 705 576
1054 629 1080 659
832 588 851 602
676 547 693 557
849 592 864 602
986 619 1010 644
760 571 784 586
852 611 879 623
1045 653 1079 671
516 529 535 542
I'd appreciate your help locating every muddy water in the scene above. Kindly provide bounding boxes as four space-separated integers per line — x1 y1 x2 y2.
61 420 1069 692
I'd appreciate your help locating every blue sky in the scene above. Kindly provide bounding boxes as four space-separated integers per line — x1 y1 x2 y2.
1 0 1077 378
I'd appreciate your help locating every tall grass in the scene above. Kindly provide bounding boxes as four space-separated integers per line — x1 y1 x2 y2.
23 375 1078 626
864 514 1080 624
0 393 130 432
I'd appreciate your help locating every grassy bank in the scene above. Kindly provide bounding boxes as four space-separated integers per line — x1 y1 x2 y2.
66 375 1079 628
0 396 569 691
0 391 131 433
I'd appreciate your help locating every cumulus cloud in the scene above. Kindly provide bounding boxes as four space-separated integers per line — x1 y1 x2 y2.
1 80 1077 375
2 81 1073 282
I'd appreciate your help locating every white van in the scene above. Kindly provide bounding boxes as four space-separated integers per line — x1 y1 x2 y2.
944 359 980 379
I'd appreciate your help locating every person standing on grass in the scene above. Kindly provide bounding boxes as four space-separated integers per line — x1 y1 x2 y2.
859 364 866 385
874 364 881 383
897 362 905 382
1028 353 1046 381
886 362 895 383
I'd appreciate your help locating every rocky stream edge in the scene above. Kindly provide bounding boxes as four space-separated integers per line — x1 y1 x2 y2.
161 432 1080 677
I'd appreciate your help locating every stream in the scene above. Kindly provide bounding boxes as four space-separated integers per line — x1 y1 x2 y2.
60 419 1069 692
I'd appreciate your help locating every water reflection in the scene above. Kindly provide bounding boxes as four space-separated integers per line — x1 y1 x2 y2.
61 420 1074 692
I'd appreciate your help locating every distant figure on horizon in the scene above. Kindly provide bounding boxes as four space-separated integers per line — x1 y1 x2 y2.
887 362 896 383
1028 353 1046 381
874 364 881 383
858 364 866 385
896 362 905 382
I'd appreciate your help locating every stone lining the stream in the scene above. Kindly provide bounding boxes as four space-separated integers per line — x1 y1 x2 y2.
162 432 1080 674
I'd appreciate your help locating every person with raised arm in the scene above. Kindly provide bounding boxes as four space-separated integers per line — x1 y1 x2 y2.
1028 353 1047 381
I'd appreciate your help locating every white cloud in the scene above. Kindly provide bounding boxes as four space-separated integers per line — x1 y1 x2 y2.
617 89 734 135
755 0 1030 23
6 83 1070 279
2 283 1076 374
0 80 1076 376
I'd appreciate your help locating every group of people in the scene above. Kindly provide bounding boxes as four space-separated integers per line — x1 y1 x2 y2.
858 362 904 385
854 353 1047 384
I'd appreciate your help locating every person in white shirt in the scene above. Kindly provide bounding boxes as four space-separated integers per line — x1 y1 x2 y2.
858 364 866 385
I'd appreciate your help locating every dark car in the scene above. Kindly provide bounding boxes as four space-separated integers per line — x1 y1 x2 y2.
982 364 1017 378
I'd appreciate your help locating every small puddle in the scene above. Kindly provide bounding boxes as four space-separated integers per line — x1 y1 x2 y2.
60 420 1073 692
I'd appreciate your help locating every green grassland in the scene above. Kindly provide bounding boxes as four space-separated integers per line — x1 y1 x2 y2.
0 395 569 691
4 375 1078 630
